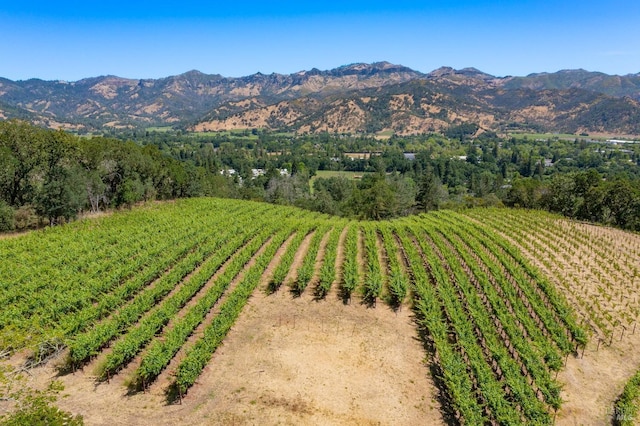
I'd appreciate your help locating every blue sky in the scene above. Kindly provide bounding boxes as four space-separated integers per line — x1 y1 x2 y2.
1 0 639 81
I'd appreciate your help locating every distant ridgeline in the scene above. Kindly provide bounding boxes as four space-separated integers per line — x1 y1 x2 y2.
0 64 640 134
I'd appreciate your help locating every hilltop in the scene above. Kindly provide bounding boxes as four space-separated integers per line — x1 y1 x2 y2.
1 199 639 425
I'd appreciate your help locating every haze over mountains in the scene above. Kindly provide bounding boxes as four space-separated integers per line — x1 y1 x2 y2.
1 62 639 135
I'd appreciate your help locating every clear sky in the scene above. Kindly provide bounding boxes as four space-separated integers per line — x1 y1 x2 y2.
1 0 639 81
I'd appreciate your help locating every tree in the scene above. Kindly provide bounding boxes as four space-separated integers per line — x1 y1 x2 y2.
470 171 495 198
85 171 108 213
505 178 547 209
416 169 443 212
0 120 44 206
603 180 640 230
310 189 339 216
116 177 145 208
265 174 309 206
313 176 355 203
543 175 581 218
28 130 86 225
351 173 397 220
388 175 416 216
0 146 17 205
34 167 87 225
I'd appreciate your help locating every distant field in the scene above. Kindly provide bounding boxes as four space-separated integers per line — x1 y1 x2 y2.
313 170 369 179
508 132 590 141
309 170 370 192
508 131 640 142
375 129 395 139
145 126 174 133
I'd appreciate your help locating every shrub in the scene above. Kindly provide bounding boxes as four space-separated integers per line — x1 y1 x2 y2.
0 376 83 426
14 205 39 230
0 201 14 232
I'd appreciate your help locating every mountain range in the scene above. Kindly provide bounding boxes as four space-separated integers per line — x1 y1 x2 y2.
1 62 639 135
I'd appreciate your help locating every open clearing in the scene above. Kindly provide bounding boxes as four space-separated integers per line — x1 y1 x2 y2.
309 170 371 192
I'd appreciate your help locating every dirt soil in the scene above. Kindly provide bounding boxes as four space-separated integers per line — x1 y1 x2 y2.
14 286 443 425
557 332 640 425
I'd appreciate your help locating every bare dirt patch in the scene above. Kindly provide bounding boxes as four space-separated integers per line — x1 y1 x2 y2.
175 288 444 425
557 332 640 425
0 231 29 240
16 283 442 425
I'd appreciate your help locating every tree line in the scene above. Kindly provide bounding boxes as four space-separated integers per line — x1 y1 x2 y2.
0 121 231 231
506 170 640 230
1 121 639 232
138 128 637 229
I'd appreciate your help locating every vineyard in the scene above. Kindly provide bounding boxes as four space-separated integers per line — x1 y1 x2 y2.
1 198 640 425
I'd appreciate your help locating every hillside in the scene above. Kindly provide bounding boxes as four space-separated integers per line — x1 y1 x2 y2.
1 199 640 425
195 77 640 135
1 64 640 135
503 69 640 99
0 62 421 131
